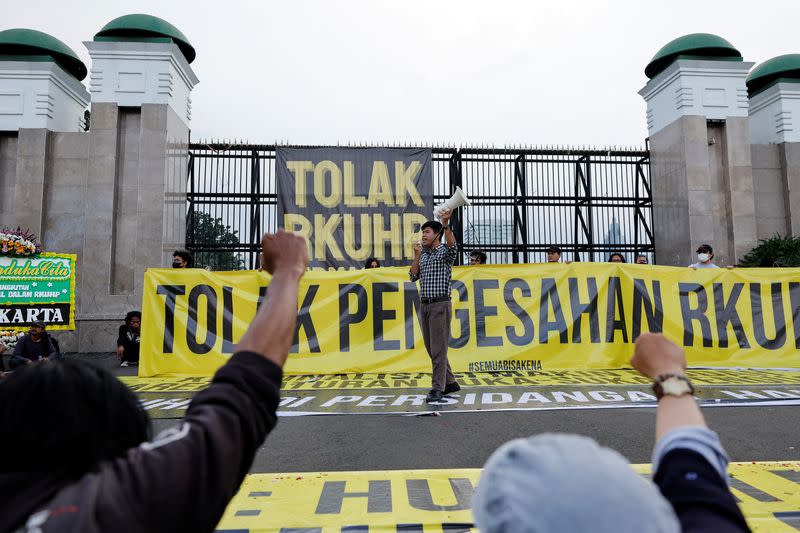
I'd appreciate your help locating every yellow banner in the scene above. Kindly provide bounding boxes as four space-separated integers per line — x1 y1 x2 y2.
215 463 800 532
140 264 800 377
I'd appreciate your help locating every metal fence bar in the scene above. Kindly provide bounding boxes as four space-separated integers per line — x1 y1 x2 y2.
185 144 654 269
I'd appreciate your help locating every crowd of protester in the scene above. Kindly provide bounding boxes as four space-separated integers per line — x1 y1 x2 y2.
0 231 753 531
0 239 755 531
440 243 720 268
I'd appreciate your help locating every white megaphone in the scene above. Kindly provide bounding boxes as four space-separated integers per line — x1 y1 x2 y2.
434 186 471 219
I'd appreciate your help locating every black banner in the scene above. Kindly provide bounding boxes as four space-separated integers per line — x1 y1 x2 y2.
276 147 433 269
0 303 72 327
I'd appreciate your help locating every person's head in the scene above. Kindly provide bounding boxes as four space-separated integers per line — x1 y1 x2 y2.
635 254 649 265
364 257 381 269
609 252 626 263
696 244 714 264
473 433 680 533
125 310 142 331
0 359 151 478
469 250 487 265
172 250 192 268
420 220 444 248
29 320 46 340
546 246 562 263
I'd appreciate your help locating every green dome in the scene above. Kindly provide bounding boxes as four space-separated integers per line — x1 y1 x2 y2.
645 33 742 79
94 14 195 63
0 28 87 80
747 54 800 96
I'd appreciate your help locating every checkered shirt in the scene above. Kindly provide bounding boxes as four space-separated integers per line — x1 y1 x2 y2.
409 243 458 299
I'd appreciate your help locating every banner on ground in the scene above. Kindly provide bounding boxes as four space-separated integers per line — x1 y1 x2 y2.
122 368 800 418
276 147 433 269
139 264 800 376
0 252 76 330
215 464 800 532
136 384 800 419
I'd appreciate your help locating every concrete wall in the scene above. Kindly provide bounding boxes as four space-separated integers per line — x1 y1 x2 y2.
751 144 787 239
779 143 800 235
719 117 758 263
649 117 694 266
650 116 758 266
0 134 17 227
0 103 190 353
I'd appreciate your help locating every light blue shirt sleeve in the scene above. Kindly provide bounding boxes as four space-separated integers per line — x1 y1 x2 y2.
651 426 730 485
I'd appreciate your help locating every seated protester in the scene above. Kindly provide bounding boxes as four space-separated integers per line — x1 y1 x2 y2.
8 321 57 370
0 231 308 533
117 311 142 367
469 250 487 265
364 257 381 269
609 252 626 263
689 244 719 269
635 254 649 265
473 334 750 533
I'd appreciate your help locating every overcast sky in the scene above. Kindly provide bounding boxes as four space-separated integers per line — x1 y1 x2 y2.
6 0 800 148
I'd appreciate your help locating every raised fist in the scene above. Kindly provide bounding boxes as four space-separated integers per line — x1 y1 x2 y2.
260 231 309 278
631 333 687 380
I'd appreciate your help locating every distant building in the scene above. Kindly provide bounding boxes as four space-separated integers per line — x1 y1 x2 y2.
465 220 514 246
603 216 623 245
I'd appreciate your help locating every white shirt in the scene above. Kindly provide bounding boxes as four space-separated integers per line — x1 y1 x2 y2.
689 262 719 269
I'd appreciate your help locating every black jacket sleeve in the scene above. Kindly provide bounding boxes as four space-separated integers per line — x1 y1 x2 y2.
117 325 127 348
12 335 26 356
94 351 282 532
654 449 751 533
44 336 56 358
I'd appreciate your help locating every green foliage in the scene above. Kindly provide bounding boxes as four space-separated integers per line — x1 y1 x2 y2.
738 234 800 267
188 211 245 271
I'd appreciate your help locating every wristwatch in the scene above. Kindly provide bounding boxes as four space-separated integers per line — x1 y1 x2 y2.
652 374 694 400
442 225 451 231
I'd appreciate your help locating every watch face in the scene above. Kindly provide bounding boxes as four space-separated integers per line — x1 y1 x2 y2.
662 377 691 396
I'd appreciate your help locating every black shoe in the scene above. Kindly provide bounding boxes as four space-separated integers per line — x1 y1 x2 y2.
444 382 461 395
426 389 443 403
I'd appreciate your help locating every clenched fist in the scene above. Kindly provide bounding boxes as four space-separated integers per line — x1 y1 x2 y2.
631 333 687 380
260 231 309 278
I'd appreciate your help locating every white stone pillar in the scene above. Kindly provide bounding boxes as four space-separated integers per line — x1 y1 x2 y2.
639 59 752 137
0 29 89 132
84 40 198 126
639 34 757 266
68 15 197 352
747 55 800 235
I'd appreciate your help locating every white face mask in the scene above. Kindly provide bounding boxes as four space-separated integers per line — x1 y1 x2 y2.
697 253 710 263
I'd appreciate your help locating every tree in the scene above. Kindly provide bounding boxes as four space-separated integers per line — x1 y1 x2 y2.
738 234 800 267
187 211 245 270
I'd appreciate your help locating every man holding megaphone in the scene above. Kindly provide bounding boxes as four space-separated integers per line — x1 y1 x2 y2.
410 208 461 403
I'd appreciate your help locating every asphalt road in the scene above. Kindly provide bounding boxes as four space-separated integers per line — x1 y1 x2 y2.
236 405 800 473
89 354 799 473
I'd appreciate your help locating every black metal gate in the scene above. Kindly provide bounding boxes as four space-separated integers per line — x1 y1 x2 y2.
186 144 653 269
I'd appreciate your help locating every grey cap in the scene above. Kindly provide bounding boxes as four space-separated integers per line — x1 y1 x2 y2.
472 433 680 533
